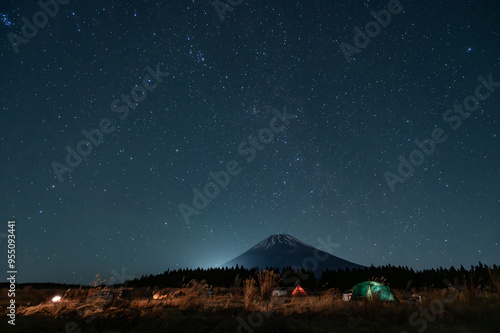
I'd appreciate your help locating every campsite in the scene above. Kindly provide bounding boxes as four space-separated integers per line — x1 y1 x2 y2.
1 264 499 333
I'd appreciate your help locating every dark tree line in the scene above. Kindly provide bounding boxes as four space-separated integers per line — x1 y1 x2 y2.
126 265 318 289
319 262 499 291
126 262 499 292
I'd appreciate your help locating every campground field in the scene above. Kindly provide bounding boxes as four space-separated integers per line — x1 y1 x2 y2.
1 278 499 333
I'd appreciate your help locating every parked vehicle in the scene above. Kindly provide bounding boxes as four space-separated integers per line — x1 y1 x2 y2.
272 288 287 297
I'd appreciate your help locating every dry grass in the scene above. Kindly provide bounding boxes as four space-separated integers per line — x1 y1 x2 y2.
257 269 280 300
243 277 258 311
3 275 499 333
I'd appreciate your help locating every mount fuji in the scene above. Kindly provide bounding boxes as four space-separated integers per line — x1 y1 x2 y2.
221 234 364 277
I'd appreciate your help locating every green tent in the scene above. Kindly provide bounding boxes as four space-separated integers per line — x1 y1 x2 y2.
351 281 396 302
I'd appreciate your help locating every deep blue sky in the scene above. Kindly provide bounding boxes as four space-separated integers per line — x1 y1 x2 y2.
0 0 499 284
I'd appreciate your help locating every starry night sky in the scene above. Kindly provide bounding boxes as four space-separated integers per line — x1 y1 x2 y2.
0 0 499 284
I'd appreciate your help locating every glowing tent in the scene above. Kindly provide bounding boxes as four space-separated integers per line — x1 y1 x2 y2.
291 285 307 296
351 281 396 302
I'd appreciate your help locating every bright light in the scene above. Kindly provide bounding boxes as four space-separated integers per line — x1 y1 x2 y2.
52 296 62 302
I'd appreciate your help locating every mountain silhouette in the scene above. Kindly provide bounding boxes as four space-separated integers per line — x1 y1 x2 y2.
222 234 364 277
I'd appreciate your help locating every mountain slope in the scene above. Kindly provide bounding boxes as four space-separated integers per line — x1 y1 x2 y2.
221 234 364 277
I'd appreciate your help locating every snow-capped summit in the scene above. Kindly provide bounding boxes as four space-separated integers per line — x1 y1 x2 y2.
252 234 313 250
221 234 364 277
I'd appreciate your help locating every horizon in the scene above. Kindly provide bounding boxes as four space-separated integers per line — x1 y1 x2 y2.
2 260 495 286
6 232 498 285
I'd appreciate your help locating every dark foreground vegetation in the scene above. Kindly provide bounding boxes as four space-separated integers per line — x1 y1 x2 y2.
1 264 498 333
128 262 499 291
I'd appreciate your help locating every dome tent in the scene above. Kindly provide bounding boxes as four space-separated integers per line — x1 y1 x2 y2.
351 281 396 302
291 285 307 296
